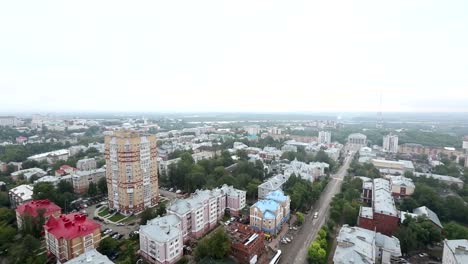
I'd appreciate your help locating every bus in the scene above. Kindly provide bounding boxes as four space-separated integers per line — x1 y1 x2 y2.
269 250 282 264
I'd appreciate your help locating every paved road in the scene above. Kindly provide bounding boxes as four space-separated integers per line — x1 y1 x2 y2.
280 150 355 264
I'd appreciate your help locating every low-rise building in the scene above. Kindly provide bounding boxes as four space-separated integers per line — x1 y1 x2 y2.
139 215 183 264
400 206 443 229
257 174 288 199
333 225 402 264
64 249 113 264
413 172 464 189
250 190 290 234
358 178 400 236
72 168 106 194
442 239 468 264
27 149 70 164
348 133 367 147
371 159 414 174
44 213 101 262
16 199 61 229
55 165 77 176
226 222 265 264
9 184 34 208
11 168 47 181
387 176 415 197
76 158 97 171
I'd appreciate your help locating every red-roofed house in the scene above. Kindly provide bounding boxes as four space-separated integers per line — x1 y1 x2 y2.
44 213 101 262
55 165 77 176
16 199 62 228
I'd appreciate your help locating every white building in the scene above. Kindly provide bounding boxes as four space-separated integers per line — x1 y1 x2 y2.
27 149 70 164
9 184 34 208
258 174 288 199
442 239 468 264
11 168 47 181
333 225 402 264
348 133 367 147
383 135 399 153
244 125 260 135
139 215 183 264
64 249 113 264
76 158 97 171
0 116 17 127
283 159 329 183
318 131 331 145
387 176 415 197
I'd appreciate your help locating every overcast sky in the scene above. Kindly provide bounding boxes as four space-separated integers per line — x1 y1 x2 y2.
0 0 467 113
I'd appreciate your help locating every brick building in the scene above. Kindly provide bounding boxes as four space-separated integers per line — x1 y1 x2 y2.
44 213 101 262
358 178 400 236
226 222 265 264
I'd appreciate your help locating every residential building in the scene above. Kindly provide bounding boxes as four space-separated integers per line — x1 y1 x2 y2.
442 239 468 264
347 133 367 147
105 130 159 215
0 116 17 127
318 131 331 145
221 184 246 216
55 165 77 176
398 143 463 157
383 135 399 153
27 149 70 164
258 175 288 199
16 136 28 144
281 145 297 153
250 190 290 234
157 157 180 177
283 159 329 183
139 215 183 264
34 175 72 186
226 222 265 264
400 206 443 229
413 172 464 189
358 178 400 236
387 176 415 197
68 145 87 156
371 159 414 175
64 249 113 264
72 168 106 194
10 167 46 181
44 213 101 262
9 184 34 208
76 158 97 171
16 199 61 229
333 225 402 264
191 151 215 163
244 125 261 135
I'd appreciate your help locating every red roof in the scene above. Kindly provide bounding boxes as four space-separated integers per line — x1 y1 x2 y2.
16 199 62 218
59 165 76 171
44 213 101 240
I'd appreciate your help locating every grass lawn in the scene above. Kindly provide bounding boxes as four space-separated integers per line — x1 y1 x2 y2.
122 214 139 223
98 207 110 217
109 213 126 222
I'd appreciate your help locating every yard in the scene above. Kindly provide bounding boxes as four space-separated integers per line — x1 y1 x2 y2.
109 213 127 222
98 207 110 217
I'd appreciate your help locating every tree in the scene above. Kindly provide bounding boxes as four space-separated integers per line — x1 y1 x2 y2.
156 203 167 216
97 237 119 257
88 182 98 197
57 180 74 194
444 221 468 239
296 212 305 225
8 234 42 263
140 208 156 225
194 228 231 260
98 177 108 194
307 241 326 264
0 208 15 225
0 222 16 251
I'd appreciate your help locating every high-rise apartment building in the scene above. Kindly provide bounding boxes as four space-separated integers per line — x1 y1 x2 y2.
318 131 331 144
105 130 159 215
383 134 399 153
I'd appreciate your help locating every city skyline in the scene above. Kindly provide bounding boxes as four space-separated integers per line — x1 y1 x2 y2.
0 0 467 113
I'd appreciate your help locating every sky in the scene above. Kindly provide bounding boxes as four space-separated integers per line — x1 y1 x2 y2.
0 0 467 113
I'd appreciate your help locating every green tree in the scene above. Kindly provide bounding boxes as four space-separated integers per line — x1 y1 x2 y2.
0 208 15 224
444 221 468 239
307 241 326 264
0 222 16 251
194 228 231 260
8 234 42 263
88 182 98 197
296 212 305 225
98 177 108 194
156 203 167 216
140 207 156 225
97 237 119 257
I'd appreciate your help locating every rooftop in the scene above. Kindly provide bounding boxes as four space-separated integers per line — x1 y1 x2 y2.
16 199 61 217
389 176 415 189
252 199 280 219
44 213 101 240
265 190 288 203
140 215 182 243
64 249 113 264
414 172 464 184
413 206 443 229
258 175 287 191
9 184 34 200
444 239 468 264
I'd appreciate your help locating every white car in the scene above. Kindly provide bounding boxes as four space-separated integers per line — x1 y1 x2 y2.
313 212 318 219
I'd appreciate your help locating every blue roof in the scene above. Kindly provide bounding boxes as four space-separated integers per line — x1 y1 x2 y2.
265 190 288 203
253 199 280 219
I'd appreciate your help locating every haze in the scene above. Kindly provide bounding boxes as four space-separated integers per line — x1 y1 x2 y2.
0 0 467 113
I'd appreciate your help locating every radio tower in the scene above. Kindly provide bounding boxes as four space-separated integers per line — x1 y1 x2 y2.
376 88 383 128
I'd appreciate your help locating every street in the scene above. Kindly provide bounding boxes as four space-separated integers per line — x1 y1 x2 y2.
280 150 355 264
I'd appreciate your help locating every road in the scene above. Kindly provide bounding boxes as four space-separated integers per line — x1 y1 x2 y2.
280 150 355 264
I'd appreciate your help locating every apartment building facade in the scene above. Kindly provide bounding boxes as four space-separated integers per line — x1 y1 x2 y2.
72 168 106 194
44 213 101 262
105 130 159 215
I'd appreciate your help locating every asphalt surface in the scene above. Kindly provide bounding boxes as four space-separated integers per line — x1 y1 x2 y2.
280 150 355 264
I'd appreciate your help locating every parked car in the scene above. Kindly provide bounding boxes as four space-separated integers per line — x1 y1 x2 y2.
313 212 318 219
116 223 124 226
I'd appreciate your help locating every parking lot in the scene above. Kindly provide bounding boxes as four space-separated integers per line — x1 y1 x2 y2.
85 203 140 239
